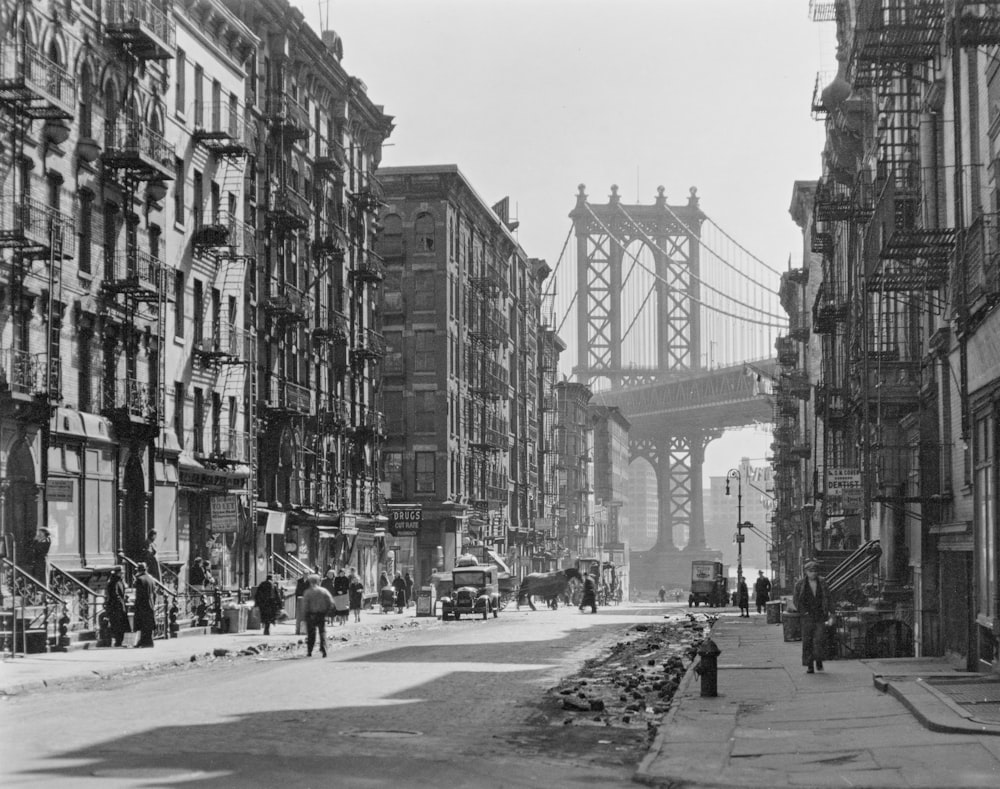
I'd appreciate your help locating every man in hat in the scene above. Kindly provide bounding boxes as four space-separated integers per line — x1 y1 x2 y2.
254 574 283 636
300 573 334 657
133 561 157 648
29 527 51 583
754 570 772 615
105 566 131 647
793 559 832 673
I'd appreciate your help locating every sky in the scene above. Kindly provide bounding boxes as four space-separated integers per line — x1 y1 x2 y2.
291 0 837 478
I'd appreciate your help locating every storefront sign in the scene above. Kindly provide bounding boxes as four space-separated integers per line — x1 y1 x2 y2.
210 495 239 533
45 478 74 502
341 513 358 535
388 505 422 536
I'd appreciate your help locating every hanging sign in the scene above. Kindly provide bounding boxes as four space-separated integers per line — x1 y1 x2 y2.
210 495 240 533
388 505 422 537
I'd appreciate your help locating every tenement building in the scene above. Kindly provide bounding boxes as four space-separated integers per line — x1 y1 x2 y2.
0 0 391 646
375 165 546 589
777 1 1000 672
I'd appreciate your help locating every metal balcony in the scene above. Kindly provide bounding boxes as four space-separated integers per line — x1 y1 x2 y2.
775 394 799 418
350 329 386 366
788 310 810 342
312 310 349 343
0 43 75 119
102 376 157 423
315 221 346 261
0 198 75 259
192 102 253 156
316 399 349 432
811 222 833 256
853 0 945 67
348 252 385 283
870 227 957 291
961 212 1000 305
210 430 251 465
264 376 313 416
315 139 346 174
105 0 176 60
813 280 849 335
955 2 1000 47
193 324 250 366
263 281 310 324
102 247 161 301
348 188 382 214
103 119 175 181
814 177 854 222
193 212 256 260
0 348 60 400
266 186 310 231
265 90 310 139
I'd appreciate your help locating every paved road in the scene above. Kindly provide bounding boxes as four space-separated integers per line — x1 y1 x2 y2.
0 604 673 788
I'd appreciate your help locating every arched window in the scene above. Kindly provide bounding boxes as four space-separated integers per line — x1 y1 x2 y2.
79 63 93 138
414 212 435 253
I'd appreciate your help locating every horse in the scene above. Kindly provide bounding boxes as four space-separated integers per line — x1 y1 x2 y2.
516 568 583 611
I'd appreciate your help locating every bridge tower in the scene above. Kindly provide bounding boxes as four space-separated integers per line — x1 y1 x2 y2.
569 184 722 591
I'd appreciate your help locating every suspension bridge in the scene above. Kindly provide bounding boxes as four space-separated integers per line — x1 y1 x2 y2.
545 184 787 590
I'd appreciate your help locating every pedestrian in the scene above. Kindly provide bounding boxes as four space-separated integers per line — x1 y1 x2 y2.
301 573 334 657
754 570 772 614
133 561 157 648
189 556 207 587
793 559 833 673
579 574 598 613
294 571 310 635
658 585 667 603
332 568 350 625
254 574 283 635
737 577 750 617
104 565 131 647
404 571 414 607
321 569 338 623
29 527 51 583
379 570 390 591
348 567 365 623
391 571 406 614
143 530 161 580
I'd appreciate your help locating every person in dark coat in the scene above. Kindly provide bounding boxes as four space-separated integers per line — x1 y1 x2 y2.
29 527 51 583
133 562 157 648
254 574 282 635
189 557 207 587
737 577 750 617
404 571 414 607
391 571 406 613
294 571 310 635
105 565 132 647
348 567 365 623
143 531 161 580
793 559 833 673
332 569 350 625
579 574 598 613
754 570 772 614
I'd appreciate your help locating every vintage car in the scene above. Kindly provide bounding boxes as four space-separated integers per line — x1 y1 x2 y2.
439 561 500 621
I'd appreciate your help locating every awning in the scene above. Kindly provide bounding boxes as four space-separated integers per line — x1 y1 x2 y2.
262 509 287 535
486 547 511 575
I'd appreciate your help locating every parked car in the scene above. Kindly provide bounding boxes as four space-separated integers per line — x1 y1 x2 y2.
440 562 500 621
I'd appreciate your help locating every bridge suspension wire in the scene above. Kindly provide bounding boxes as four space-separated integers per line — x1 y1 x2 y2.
540 223 574 300
584 205 786 326
704 217 785 278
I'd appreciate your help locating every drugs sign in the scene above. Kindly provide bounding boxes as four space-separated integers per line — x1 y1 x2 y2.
388 505 422 536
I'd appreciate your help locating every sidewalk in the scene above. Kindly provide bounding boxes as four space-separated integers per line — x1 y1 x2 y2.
636 615 1000 788
0 607 425 696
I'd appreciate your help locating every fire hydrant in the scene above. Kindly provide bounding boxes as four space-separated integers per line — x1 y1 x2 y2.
694 637 721 697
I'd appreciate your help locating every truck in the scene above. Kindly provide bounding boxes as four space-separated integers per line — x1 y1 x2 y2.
439 557 501 621
689 560 728 607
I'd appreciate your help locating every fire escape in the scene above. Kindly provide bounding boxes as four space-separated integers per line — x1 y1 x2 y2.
849 0 952 516
189 93 256 516
468 256 509 542
99 0 175 444
0 6 76 423
538 299 562 565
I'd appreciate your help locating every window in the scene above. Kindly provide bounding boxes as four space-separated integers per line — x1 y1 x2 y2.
414 271 435 311
211 79 222 132
385 391 404 434
78 192 93 274
414 212 435 252
174 157 185 222
974 411 995 621
193 388 204 453
173 382 185 441
174 270 185 338
175 50 186 114
414 330 435 371
79 64 93 138
381 213 402 257
415 452 435 493
193 279 204 345
78 330 93 412
383 451 403 498
414 390 436 433
193 170 203 228
193 64 204 126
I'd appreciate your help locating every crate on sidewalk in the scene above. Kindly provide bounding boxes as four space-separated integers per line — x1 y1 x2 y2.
765 600 784 624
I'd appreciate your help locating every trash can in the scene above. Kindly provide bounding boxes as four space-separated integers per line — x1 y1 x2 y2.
781 611 801 642
765 600 783 625
416 585 436 617
223 606 248 634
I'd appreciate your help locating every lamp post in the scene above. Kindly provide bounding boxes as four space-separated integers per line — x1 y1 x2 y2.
726 468 744 585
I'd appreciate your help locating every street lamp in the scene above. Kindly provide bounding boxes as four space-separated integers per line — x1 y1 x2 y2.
726 468 745 585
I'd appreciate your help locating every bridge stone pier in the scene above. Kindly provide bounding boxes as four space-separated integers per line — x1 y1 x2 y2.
628 431 722 596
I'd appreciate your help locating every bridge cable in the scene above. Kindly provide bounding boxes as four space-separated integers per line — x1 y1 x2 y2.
541 223 574 299
584 205 788 328
704 217 785 278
